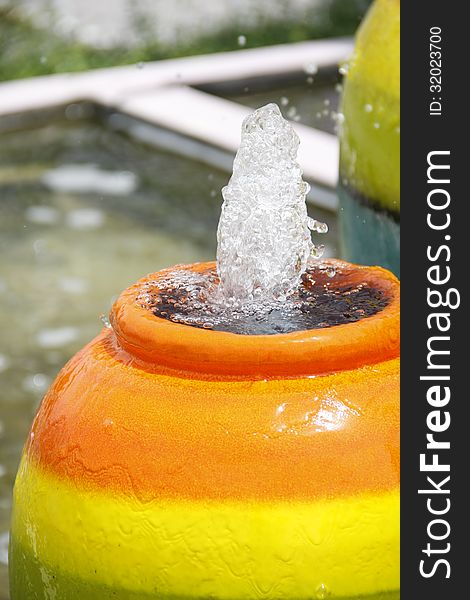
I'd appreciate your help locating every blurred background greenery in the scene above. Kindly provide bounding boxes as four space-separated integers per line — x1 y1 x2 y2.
1 0 371 82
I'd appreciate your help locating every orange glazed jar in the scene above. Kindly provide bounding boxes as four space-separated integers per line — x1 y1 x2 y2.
9 259 400 600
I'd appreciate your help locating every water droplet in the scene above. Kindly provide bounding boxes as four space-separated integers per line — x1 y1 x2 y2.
373 122 381 129
310 245 324 258
364 103 373 113
315 583 330 599
22 373 50 393
237 35 247 46
339 63 349 76
336 112 345 124
326 266 336 278
307 218 328 234
287 106 297 119
65 103 86 120
100 314 112 329
39 56 47 65
323 99 330 107
304 63 318 75
280 96 289 106
306 76 314 84
33 239 47 255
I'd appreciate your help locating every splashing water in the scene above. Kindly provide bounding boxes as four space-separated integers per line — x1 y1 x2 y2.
142 264 389 335
136 103 389 336
216 103 327 305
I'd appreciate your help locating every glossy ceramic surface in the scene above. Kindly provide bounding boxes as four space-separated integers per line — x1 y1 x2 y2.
10 259 400 599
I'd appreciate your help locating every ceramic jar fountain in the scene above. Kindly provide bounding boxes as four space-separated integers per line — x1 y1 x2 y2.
9 259 399 600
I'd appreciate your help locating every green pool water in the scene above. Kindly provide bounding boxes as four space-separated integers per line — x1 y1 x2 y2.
0 115 337 598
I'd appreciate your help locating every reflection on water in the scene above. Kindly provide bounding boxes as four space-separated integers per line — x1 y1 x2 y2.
41 164 138 196
0 118 337 598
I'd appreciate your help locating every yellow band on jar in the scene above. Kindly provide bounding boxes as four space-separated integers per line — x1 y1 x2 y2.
12 457 399 599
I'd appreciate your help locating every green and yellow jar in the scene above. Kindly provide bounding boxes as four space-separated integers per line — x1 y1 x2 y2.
9 260 400 599
339 0 400 275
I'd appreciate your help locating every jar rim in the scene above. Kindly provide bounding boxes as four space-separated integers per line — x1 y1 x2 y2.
110 259 400 378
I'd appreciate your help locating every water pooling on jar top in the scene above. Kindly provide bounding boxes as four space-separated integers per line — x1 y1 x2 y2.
140 103 388 334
